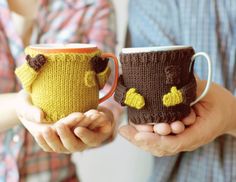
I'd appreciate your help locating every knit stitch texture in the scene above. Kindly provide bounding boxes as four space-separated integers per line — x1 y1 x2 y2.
114 48 197 124
15 47 111 122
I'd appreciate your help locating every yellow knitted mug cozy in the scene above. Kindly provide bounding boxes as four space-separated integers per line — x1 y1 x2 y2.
15 44 119 122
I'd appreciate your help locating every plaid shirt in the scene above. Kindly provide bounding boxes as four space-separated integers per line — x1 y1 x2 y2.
0 0 116 181
129 0 236 181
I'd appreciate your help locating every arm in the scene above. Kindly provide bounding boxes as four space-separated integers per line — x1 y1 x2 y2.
0 93 20 132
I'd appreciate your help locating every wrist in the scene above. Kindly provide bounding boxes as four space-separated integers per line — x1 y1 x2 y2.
226 96 236 137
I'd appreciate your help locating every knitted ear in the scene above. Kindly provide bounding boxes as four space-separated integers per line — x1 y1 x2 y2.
90 56 109 73
26 54 47 71
84 71 96 87
162 86 183 107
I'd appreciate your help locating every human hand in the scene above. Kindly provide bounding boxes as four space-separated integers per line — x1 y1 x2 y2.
119 80 236 157
73 106 115 147
16 90 115 153
129 109 196 136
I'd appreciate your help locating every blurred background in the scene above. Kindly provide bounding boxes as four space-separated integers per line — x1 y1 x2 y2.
72 1 154 182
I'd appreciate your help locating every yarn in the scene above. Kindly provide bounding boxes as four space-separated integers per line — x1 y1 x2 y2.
15 47 111 122
124 88 145 109
162 86 183 107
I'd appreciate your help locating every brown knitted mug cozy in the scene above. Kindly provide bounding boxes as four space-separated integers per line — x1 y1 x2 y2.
114 47 197 124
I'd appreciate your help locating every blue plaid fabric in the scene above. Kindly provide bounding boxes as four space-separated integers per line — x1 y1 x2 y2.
129 0 236 181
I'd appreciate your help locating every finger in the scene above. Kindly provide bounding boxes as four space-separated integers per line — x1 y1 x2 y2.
74 127 108 147
17 102 44 123
76 110 100 128
182 109 196 125
134 132 171 156
88 112 110 130
119 125 138 143
55 112 85 128
24 106 44 123
170 121 185 134
34 133 54 152
42 127 69 153
136 120 201 154
135 132 174 156
17 90 44 123
153 123 171 135
97 106 114 121
19 116 49 135
56 123 87 152
130 122 154 132
86 109 101 120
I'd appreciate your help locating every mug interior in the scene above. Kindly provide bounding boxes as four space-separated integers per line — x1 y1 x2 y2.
122 45 192 54
29 43 97 49
28 43 98 54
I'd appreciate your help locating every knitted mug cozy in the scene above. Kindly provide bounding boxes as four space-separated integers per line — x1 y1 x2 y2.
15 45 118 122
114 47 197 124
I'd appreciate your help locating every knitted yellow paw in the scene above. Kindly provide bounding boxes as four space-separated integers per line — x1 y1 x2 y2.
124 88 145 109
84 71 96 87
162 86 183 107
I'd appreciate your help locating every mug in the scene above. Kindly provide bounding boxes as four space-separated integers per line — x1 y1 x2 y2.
114 45 212 124
15 43 119 122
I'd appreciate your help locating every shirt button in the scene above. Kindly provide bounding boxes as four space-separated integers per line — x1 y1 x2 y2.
13 135 20 143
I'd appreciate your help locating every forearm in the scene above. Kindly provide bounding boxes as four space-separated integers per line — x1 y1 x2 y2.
0 93 20 132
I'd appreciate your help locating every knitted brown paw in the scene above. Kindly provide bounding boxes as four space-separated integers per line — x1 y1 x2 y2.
26 54 47 71
91 56 109 73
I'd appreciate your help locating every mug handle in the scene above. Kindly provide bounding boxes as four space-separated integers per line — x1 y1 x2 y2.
99 53 119 103
189 52 212 106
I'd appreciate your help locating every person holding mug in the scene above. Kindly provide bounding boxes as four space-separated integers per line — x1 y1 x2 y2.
0 0 120 181
119 0 236 181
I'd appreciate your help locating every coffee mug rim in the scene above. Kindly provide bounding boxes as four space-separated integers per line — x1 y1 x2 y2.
121 45 192 54
29 43 97 49
28 43 98 54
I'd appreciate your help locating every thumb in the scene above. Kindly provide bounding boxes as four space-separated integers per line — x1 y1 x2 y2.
195 79 214 103
196 79 207 98
16 90 44 123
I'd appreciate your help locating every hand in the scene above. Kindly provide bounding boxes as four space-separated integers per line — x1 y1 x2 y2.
73 106 115 147
130 75 199 136
16 90 115 153
119 80 236 157
130 109 196 136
